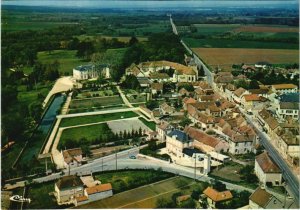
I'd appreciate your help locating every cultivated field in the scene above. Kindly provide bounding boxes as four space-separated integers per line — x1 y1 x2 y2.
234 25 299 33
192 48 299 70
76 176 197 209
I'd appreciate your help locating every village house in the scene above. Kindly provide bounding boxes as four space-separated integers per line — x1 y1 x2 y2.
54 175 85 205
255 152 282 186
276 128 300 160
126 60 198 83
276 102 299 120
166 130 193 157
232 87 249 104
178 87 190 97
183 97 197 110
63 148 84 169
185 127 229 153
249 187 282 209
76 183 113 206
271 84 298 94
241 94 267 110
156 121 174 141
150 83 163 95
159 102 176 115
203 187 233 208
73 64 110 80
257 109 280 139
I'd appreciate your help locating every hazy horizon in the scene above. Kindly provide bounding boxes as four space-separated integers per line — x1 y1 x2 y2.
2 0 299 9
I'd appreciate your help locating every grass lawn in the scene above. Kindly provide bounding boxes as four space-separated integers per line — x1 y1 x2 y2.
139 117 156 131
1 143 24 170
60 111 138 127
17 83 53 106
127 94 147 103
70 96 123 109
37 50 89 75
94 170 174 194
68 104 128 114
77 176 206 209
60 123 112 144
210 162 243 182
25 181 59 209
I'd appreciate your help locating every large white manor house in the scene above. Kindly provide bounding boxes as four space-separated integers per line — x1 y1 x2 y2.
73 64 111 80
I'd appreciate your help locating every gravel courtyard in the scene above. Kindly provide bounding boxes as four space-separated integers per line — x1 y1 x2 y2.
107 118 150 133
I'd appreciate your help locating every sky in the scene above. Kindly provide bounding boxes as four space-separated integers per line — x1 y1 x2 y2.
2 0 299 9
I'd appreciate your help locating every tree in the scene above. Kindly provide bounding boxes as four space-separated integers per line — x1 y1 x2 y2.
156 197 175 208
239 165 258 182
249 79 260 89
29 101 43 123
145 100 159 110
81 145 92 157
121 75 140 90
129 36 139 46
179 117 192 127
198 65 205 76
180 198 196 209
212 180 227 192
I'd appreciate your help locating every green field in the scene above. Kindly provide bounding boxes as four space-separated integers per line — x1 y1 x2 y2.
138 117 156 131
69 96 123 109
17 83 53 106
60 123 113 145
183 37 299 49
60 111 138 127
26 182 59 209
94 170 174 193
37 50 89 75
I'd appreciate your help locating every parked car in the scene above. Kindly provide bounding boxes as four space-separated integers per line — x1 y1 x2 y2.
129 155 136 159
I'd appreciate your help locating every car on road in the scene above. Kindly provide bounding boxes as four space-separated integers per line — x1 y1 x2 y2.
129 155 136 159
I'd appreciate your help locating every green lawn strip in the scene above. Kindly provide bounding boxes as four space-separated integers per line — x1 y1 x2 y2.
1 144 24 170
70 96 123 109
60 111 138 127
59 123 112 146
139 117 156 131
183 37 299 49
67 104 127 114
37 50 89 75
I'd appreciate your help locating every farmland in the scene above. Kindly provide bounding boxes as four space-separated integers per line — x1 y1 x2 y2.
192 48 299 70
76 176 204 209
234 25 299 33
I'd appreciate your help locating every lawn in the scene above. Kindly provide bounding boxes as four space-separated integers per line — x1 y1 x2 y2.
127 94 147 103
60 111 138 127
37 50 89 75
94 170 174 194
25 181 59 209
76 176 203 209
60 123 113 145
68 104 128 114
192 47 299 70
1 143 24 170
184 37 299 49
17 83 53 106
139 117 156 131
69 96 123 109
210 162 243 182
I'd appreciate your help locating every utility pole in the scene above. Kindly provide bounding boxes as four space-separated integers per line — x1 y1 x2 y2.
102 158 103 172
194 155 196 181
45 158 48 174
115 150 118 170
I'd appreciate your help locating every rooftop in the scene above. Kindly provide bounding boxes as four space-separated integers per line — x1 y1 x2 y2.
86 183 112 195
168 130 190 142
256 152 281 173
249 187 275 208
56 175 84 190
203 187 233 202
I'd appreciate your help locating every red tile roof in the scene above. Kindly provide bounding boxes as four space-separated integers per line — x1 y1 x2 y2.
243 94 261 101
203 187 233 202
256 152 281 173
86 183 112 195
185 127 220 148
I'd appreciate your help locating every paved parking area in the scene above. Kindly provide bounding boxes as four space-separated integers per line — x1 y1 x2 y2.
107 118 150 133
